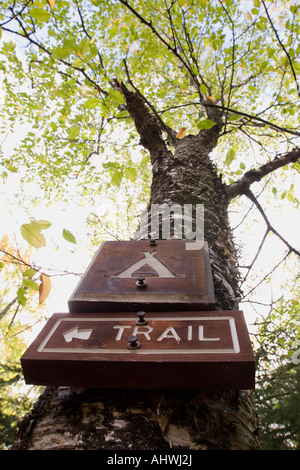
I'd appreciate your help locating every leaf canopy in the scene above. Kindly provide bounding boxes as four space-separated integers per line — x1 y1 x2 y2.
0 0 298 198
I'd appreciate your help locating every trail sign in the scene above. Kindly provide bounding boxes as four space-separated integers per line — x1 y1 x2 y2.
68 240 215 313
21 310 255 390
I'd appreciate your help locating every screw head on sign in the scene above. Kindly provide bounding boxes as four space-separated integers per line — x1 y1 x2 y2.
149 238 157 246
136 311 148 325
136 276 147 288
127 335 141 350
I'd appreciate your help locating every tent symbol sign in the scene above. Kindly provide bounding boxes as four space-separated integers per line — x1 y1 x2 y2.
68 239 215 313
114 251 176 278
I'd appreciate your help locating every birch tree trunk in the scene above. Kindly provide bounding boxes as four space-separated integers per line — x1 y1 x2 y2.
11 87 262 451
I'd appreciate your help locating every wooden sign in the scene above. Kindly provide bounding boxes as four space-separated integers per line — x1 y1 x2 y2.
21 310 255 390
68 240 215 313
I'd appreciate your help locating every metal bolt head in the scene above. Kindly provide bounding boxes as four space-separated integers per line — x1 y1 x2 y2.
149 238 157 246
127 335 141 350
136 311 148 325
136 276 147 288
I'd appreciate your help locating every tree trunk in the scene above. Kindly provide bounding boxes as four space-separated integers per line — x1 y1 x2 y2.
11 90 262 451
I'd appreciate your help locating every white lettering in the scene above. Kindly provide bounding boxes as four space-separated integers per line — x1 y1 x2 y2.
132 325 153 340
112 324 220 343
113 325 131 341
150 454 192 466
198 325 220 342
107 454 142 467
157 327 181 342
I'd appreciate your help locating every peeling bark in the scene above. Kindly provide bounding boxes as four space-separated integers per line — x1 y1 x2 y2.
12 387 261 450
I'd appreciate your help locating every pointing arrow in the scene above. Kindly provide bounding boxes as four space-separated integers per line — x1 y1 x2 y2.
63 326 93 343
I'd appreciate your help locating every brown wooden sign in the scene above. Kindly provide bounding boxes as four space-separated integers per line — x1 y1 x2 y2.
21 310 255 390
68 240 215 313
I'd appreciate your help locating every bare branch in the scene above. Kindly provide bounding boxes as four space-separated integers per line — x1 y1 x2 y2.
227 148 300 200
243 188 300 257
242 251 290 299
0 1 33 28
204 102 300 137
240 228 269 283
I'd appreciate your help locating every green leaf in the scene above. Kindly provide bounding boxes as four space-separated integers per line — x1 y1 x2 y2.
108 89 126 105
20 223 46 248
68 126 80 139
77 38 90 58
23 278 40 292
225 149 236 167
110 170 123 186
30 7 51 23
125 167 137 182
197 118 217 129
72 58 84 67
34 220 52 230
52 46 72 60
228 114 243 121
17 288 27 307
83 98 102 109
63 229 77 244
23 268 37 278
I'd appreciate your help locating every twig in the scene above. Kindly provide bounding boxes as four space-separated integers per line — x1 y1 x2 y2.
244 188 300 257
242 251 290 299
241 228 269 283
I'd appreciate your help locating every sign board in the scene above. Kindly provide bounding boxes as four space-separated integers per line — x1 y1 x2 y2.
68 240 215 313
21 310 255 390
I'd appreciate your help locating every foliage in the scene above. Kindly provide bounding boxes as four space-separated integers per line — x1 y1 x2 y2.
0 0 299 193
0 236 45 449
254 284 300 449
0 316 43 450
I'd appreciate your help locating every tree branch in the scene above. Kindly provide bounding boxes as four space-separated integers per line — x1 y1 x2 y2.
112 79 172 159
122 59 177 146
0 297 18 322
243 188 300 257
242 251 290 299
204 102 300 137
0 1 33 28
227 147 300 200
240 228 269 283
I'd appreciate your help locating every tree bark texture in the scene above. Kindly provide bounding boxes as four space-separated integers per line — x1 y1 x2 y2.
11 88 262 450
12 387 260 450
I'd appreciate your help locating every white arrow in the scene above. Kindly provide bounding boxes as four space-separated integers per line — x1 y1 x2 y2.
63 326 93 343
